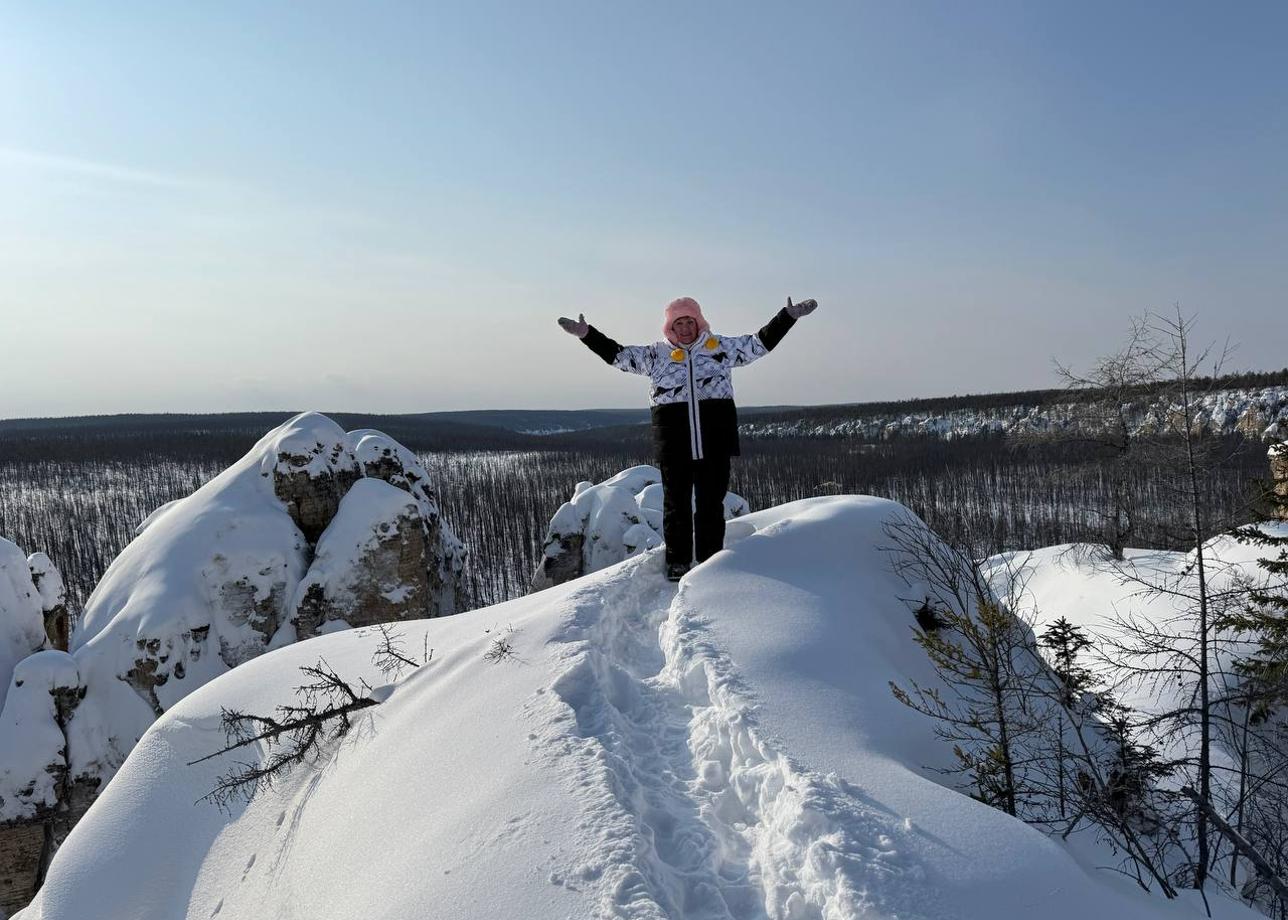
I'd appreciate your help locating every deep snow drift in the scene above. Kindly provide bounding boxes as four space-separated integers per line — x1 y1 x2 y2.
19 497 1256 920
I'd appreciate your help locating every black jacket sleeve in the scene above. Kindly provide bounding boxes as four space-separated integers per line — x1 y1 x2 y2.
581 326 624 365
757 307 797 352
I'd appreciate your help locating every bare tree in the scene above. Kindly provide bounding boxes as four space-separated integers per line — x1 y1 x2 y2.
1053 318 1170 560
190 627 432 809
188 659 382 810
1090 307 1264 897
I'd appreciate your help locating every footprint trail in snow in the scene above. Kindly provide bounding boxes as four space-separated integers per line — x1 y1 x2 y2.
527 553 948 920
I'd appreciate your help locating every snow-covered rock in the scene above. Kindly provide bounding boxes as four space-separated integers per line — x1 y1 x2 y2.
0 651 80 917
16 496 1260 920
0 413 467 914
24 555 68 654
0 652 81 824
0 540 57 712
530 465 749 591
292 479 437 637
1271 441 1288 519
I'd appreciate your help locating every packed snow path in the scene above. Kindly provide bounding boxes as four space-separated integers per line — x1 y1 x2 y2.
21 497 1256 920
533 551 939 919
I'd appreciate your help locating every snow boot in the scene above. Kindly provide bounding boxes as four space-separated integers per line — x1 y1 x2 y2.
666 562 689 582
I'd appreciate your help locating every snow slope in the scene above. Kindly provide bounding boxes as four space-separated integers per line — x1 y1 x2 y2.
985 529 1288 732
20 498 1257 920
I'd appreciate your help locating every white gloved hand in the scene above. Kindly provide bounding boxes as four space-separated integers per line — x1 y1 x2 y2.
557 313 589 338
786 297 818 319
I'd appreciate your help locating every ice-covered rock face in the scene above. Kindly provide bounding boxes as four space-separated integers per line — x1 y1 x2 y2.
0 412 469 914
531 465 749 591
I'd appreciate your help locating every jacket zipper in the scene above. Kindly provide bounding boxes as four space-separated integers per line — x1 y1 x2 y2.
686 348 703 460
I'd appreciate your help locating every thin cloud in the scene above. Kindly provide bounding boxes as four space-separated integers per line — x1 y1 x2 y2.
0 146 198 189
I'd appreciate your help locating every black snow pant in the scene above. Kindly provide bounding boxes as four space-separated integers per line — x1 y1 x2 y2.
659 454 732 567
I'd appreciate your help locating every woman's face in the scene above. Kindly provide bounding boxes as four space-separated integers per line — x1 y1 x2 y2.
672 316 699 344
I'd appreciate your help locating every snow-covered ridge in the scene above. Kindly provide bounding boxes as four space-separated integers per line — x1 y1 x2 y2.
18 497 1259 920
740 385 1288 442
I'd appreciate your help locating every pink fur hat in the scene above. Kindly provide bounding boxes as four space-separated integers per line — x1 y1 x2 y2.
662 297 710 345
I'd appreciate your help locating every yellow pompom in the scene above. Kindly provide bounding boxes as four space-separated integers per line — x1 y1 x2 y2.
671 348 685 362
705 337 718 350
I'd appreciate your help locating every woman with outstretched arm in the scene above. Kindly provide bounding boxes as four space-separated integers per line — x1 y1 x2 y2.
557 296 819 581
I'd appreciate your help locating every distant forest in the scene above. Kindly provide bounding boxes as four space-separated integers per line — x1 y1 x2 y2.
0 415 1277 614
2 364 1285 462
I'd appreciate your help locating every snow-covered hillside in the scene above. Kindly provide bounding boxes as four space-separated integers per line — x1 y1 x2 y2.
987 531 1287 763
19 498 1256 920
741 385 1288 442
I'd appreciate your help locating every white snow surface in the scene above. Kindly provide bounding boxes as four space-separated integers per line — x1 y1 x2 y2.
0 537 49 711
985 528 1288 735
20 497 1256 920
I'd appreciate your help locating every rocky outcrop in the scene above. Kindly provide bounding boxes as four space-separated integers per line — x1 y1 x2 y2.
292 480 434 637
0 543 72 913
1272 443 1288 521
740 384 1288 443
347 430 466 615
0 540 63 710
0 412 469 914
531 466 750 591
0 651 81 917
26 554 69 653
271 433 362 544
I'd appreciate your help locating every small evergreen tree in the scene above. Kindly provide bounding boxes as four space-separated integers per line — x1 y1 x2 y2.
1041 617 1095 705
1226 445 1288 718
891 596 1042 817
1040 617 1095 818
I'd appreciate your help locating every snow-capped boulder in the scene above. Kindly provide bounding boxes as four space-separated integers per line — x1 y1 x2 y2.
0 539 53 712
0 651 80 917
0 652 81 825
292 479 436 637
0 413 468 915
347 430 466 611
530 465 749 591
25 555 68 654
269 422 362 544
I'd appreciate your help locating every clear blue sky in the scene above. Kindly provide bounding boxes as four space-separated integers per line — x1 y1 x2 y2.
2 1 1285 417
